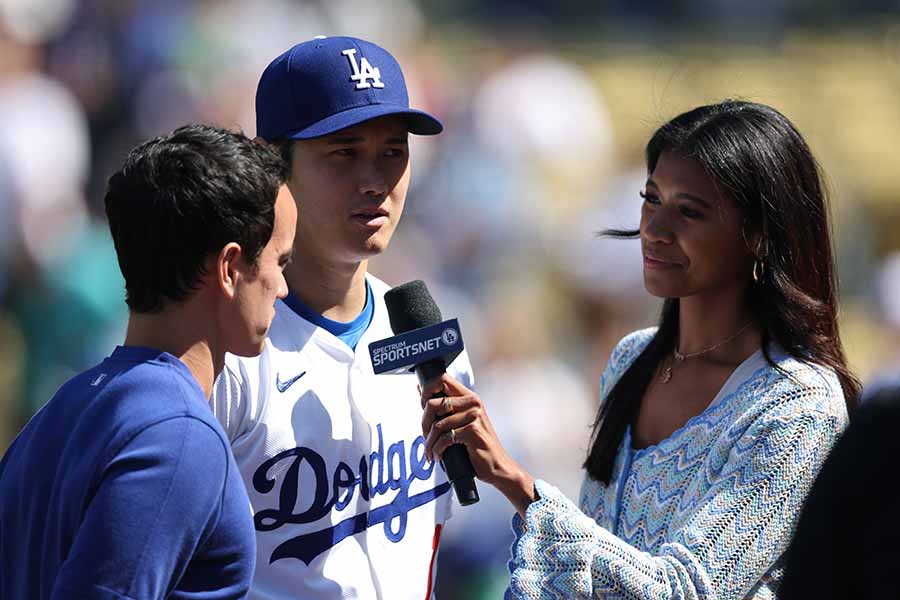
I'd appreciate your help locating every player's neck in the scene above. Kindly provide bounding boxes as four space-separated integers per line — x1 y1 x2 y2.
123 302 218 398
284 253 369 322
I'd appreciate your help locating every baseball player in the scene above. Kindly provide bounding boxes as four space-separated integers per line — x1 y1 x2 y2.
0 124 296 599
209 36 474 599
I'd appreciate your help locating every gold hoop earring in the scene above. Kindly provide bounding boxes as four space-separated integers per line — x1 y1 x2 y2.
752 255 766 284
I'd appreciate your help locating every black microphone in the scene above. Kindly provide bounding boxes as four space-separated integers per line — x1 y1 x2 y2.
383 280 479 506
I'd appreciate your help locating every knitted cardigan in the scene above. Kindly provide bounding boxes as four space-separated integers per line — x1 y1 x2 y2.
505 328 849 599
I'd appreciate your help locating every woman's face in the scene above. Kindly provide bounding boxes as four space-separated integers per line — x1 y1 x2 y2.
640 150 756 300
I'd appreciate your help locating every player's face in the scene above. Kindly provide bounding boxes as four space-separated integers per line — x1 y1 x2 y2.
231 185 297 356
639 150 755 300
287 115 411 264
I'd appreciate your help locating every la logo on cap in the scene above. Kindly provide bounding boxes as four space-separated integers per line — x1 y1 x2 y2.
342 48 385 90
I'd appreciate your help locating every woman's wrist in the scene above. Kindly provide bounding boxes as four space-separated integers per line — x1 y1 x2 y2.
494 462 537 517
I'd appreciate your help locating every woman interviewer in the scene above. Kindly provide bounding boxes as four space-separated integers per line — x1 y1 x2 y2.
421 101 858 599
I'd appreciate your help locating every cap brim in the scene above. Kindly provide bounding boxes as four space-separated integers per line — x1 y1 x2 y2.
286 104 443 139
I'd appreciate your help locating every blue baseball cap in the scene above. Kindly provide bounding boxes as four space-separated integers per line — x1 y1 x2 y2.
256 36 443 141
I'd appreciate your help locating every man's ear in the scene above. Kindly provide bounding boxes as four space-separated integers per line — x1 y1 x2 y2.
253 136 269 146
217 242 243 299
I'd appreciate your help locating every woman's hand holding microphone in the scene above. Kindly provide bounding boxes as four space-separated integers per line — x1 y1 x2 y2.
420 373 537 516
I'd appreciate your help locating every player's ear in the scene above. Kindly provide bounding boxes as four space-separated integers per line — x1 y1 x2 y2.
217 242 243 300
253 136 269 146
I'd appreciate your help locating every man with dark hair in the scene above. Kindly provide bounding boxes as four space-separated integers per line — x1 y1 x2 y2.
209 36 473 599
0 124 297 599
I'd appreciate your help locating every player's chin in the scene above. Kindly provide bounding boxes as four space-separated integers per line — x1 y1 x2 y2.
358 230 395 256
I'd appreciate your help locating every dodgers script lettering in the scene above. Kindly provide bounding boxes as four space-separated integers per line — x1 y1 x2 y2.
251 424 450 565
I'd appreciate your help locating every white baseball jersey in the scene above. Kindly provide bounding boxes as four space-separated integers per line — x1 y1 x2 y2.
210 274 474 600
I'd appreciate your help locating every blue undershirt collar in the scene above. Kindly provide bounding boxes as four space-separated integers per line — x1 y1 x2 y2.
282 280 374 351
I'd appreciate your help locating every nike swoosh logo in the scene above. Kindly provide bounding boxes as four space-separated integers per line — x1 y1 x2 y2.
276 371 306 393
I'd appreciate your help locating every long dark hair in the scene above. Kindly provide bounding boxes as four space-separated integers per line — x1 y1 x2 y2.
584 100 860 484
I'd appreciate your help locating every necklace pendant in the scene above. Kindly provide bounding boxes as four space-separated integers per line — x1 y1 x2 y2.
661 365 672 383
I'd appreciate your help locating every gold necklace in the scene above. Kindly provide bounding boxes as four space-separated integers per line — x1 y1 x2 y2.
661 322 752 384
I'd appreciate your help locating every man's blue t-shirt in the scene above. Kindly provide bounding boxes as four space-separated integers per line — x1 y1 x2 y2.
0 346 255 599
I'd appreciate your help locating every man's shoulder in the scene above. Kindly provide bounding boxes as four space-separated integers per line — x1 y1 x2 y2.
41 355 201 422
79 358 225 446
18 357 223 475
109 358 203 403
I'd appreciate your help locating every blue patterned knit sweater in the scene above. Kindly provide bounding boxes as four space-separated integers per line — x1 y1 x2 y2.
505 328 849 599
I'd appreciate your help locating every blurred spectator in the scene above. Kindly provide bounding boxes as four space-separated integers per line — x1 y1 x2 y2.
0 72 90 269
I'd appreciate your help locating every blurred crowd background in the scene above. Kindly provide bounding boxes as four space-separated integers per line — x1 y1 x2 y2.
1 0 899 597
